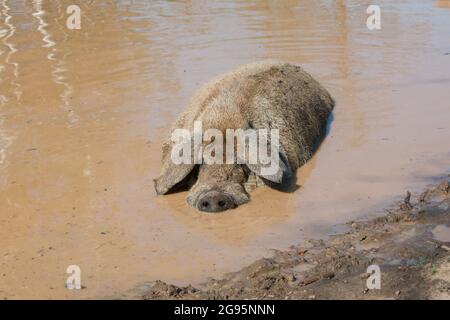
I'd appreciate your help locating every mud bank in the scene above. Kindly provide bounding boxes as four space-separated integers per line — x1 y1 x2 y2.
134 177 450 300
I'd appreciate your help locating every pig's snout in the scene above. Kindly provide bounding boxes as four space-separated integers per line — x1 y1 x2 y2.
197 191 236 212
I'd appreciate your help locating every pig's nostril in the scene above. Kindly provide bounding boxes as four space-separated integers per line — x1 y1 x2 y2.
201 201 210 209
218 200 226 207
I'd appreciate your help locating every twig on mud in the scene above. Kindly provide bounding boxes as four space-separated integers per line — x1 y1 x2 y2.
400 191 413 210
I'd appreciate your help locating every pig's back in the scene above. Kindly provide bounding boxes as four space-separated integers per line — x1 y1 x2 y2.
175 61 334 169
238 63 334 169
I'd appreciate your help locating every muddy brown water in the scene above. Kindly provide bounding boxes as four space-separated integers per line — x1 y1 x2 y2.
0 0 449 299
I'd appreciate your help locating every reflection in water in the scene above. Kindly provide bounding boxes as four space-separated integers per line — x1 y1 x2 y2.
0 0 16 167
32 0 56 49
1 0 22 101
32 0 77 125
0 0 449 299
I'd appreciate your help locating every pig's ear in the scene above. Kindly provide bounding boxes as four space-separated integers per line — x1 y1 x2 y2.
243 144 292 185
154 163 196 195
154 139 197 195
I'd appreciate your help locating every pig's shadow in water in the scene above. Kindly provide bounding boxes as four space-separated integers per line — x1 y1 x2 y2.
266 112 334 193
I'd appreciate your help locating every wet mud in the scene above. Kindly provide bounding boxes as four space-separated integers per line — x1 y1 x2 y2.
137 178 450 300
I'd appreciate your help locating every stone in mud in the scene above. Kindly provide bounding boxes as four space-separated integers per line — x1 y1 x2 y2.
154 61 334 212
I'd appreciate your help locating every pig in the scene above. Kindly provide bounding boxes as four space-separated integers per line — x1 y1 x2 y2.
154 61 334 212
